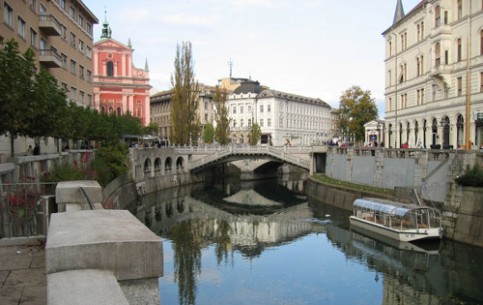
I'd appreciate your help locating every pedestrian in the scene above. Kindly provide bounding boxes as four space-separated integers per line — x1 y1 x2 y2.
26 145 33 155
33 143 40 155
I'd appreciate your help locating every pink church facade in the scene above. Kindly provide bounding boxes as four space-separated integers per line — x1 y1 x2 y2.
92 20 151 126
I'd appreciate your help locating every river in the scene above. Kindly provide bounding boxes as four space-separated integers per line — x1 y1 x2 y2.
136 176 483 305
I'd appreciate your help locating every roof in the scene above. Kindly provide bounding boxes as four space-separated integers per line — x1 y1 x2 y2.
257 89 331 108
353 198 438 217
232 81 264 94
382 0 427 35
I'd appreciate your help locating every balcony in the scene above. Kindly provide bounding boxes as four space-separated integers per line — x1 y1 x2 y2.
39 15 61 36
39 49 62 68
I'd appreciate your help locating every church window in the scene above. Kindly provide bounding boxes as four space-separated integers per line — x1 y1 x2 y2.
107 61 114 77
457 38 462 62
435 6 441 27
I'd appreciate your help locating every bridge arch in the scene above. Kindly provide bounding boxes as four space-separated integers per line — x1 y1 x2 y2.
165 157 173 173
143 158 152 178
154 158 162 175
176 157 185 171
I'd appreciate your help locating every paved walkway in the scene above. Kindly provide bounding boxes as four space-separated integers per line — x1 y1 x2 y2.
0 243 46 305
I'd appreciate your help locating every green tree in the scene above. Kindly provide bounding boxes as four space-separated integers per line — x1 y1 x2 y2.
337 86 378 143
203 123 215 144
248 123 261 145
0 39 37 155
170 42 199 146
213 86 230 145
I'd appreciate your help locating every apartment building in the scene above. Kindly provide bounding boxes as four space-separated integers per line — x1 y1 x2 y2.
1 0 98 107
383 0 483 149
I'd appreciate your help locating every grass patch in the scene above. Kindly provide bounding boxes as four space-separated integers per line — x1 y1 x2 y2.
312 174 394 196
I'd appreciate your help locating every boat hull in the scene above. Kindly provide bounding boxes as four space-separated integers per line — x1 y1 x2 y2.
349 216 442 243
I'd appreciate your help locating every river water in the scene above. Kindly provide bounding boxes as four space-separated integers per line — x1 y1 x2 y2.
136 177 483 305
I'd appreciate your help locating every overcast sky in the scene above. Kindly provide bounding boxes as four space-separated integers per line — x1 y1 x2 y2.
82 0 423 117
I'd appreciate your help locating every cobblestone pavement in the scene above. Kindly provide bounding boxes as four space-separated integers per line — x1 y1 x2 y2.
0 244 46 305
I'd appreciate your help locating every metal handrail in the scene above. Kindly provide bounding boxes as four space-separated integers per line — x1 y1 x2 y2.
79 187 94 210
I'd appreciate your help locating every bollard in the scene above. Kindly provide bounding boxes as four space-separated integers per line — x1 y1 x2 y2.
36 195 56 236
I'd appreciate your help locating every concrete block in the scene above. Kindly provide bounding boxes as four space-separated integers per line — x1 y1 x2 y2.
48 269 129 305
46 210 163 281
55 180 103 207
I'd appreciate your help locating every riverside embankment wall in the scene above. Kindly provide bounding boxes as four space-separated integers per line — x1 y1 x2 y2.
310 147 483 248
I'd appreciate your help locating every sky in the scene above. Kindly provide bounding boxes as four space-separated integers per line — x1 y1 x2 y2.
82 0 423 117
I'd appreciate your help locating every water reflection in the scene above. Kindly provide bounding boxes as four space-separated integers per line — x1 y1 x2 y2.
136 179 483 305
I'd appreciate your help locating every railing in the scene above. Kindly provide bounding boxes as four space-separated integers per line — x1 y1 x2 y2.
0 182 57 238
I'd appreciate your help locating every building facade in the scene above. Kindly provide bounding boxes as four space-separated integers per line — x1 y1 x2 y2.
1 0 98 106
228 82 332 146
0 0 98 157
150 84 217 142
384 0 483 149
92 19 151 126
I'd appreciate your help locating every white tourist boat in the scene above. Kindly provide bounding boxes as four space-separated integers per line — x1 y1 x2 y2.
349 198 443 243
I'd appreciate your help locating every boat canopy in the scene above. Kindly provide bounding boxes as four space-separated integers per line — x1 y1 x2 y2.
353 198 413 217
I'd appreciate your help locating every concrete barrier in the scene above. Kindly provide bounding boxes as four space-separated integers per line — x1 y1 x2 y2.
46 181 163 305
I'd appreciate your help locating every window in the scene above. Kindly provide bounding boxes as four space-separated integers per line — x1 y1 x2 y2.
86 46 92 59
435 5 441 27
260 119 264 127
29 0 37 12
232 105 237 114
233 120 237 128
267 118 271 127
106 61 114 76
240 105 244 114
87 94 92 107
69 6 75 19
86 23 92 35
40 4 46 15
435 42 441 67
79 65 84 79
18 17 26 38
4 3 13 27
480 30 483 55
78 15 84 27
30 28 37 48
87 70 92 82
61 25 67 40
248 119 252 126
61 53 67 69
70 33 76 48
78 39 84 53
70 59 77 74
60 0 66 10
71 87 77 100
457 38 462 62
457 77 463 96
267 104 271 112
79 91 84 104
260 104 264 112
248 105 252 112
241 119 244 127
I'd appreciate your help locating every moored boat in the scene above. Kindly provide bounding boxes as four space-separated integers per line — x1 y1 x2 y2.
349 198 442 242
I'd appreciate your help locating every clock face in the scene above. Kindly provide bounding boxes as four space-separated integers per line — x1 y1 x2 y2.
137 71 144 77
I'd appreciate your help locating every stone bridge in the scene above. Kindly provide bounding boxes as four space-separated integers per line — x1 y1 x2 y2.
130 145 327 183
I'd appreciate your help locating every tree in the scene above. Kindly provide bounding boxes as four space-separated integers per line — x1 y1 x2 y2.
170 42 199 146
248 123 261 145
213 86 230 145
0 39 37 155
203 123 215 144
337 86 378 143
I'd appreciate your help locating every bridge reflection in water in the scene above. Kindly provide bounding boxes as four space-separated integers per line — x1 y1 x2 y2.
135 178 483 305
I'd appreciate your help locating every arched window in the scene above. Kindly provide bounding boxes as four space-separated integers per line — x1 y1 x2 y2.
435 6 441 27
480 30 483 55
435 42 441 67
106 61 114 76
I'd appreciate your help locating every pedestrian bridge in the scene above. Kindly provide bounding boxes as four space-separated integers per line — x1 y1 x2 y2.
177 145 320 171
130 145 327 183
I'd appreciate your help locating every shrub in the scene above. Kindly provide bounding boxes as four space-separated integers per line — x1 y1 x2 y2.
42 162 89 183
91 143 128 187
455 166 483 187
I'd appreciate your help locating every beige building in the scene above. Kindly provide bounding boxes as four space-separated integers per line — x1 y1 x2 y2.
384 0 483 149
150 84 217 142
0 0 98 158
